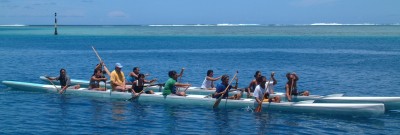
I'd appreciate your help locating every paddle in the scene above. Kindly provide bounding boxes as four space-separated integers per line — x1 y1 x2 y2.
289 78 294 102
178 68 184 83
213 71 238 109
45 76 59 93
129 80 156 101
92 46 111 76
92 46 112 95
224 76 238 107
182 86 190 93
255 79 271 112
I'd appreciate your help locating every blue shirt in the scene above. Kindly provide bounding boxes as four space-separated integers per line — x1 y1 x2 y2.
215 83 232 99
127 76 136 83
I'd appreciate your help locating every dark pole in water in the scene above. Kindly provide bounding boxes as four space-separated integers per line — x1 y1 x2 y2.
54 12 58 35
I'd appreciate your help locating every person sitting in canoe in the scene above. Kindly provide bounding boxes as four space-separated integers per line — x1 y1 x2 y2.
127 67 150 85
213 75 241 100
254 75 281 103
95 61 103 71
110 63 127 92
89 69 107 91
46 68 79 94
201 70 222 90
162 70 191 96
246 71 262 98
286 72 310 102
131 73 156 95
94 61 108 77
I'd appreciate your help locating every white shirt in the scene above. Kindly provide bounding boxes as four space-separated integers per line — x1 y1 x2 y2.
201 77 212 89
253 85 265 100
253 81 274 100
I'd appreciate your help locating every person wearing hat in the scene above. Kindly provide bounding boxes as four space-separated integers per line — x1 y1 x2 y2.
110 63 127 91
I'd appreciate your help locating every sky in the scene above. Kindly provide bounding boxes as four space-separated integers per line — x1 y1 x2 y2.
0 0 399 25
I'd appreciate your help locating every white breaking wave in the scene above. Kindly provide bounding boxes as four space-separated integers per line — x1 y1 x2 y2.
310 23 377 26
216 23 260 26
148 24 213 27
0 24 27 27
148 24 260 27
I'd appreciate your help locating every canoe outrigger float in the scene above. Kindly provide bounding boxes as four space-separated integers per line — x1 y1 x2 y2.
39 76 400 110
2 80 385 117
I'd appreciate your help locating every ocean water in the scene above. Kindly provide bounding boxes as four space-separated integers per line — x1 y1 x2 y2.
1 25 400 134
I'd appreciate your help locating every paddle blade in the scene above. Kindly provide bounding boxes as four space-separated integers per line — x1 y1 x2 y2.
213 97 223 109
255 104 262 112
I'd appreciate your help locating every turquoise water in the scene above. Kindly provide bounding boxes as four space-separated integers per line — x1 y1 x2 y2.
1 25 400 134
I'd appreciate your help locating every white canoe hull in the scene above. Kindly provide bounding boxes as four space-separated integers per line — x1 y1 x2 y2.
315 96 400 111
38 76 400 110
2 80 385 117
39 76 323 101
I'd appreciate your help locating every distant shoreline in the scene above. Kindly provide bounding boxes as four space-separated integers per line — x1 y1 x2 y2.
1 23 400 27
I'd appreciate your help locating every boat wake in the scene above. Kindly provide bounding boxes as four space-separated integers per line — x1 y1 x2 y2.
241 106 254 112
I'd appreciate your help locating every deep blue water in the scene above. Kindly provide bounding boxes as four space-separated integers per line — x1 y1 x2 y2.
1 26 400 134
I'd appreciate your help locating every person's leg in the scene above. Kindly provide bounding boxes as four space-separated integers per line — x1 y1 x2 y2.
94 88 106 91
247 89 251 98
235 93 241 100
115 86 127 92
145 90 154 94
176 91 186 96
74 84 80 89
273 96 281 103
302 90 310 96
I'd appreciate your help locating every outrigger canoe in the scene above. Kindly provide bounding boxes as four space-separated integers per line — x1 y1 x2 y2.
39 76 244 96
2 80 385 117
39 76 321 100
39 76 400 110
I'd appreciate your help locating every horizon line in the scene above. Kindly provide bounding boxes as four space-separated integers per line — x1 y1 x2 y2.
1 23 400 27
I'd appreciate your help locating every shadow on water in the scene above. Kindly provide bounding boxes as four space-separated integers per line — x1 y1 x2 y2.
249 109 387 134
212 108 232 135
254 112 273 134
58 95 68 118
111 101 128 121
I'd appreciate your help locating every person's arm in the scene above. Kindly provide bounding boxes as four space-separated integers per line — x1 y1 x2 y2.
233 77 239 89
95 63 102 70
178 68 185 78
214 86 226 97
59 77 71 93
253 88 262 104
267 81 274 94
110 72 118 86
175 82 191 87
271 72 277 85
131 81 137 94
130 72 138 79
286 84 292 102
144 78 157 83
46 76 58 81
92 76 106 81
247 80 254 93
46 77 55 80
292 72 299 81
121 73 126 89
206 76 221 81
